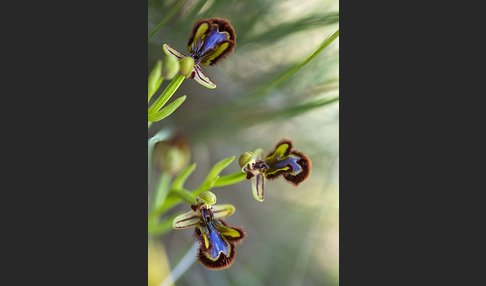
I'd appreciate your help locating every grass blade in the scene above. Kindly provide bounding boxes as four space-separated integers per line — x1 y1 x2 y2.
148 0 185 41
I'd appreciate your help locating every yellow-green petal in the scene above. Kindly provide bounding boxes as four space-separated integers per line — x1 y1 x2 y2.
173 210 201 229
211 204 235 219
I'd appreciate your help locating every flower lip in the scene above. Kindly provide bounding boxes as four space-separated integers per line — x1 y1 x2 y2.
195 219 245 270
263 139 311 184
187 18 236 66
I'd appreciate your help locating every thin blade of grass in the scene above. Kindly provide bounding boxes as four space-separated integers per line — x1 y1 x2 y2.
250 29 339 99
260 96 339 122
148 0 185 41
239 13 339 45
185 0 208 22
181 30 339 130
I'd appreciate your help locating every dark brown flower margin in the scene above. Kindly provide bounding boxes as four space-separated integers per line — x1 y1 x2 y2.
194 220 246 270
187 18 236 66
265 139 312 185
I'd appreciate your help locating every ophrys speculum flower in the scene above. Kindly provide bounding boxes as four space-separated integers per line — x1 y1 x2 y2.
239 139 311 202
173 191 245 270
163 18 236 89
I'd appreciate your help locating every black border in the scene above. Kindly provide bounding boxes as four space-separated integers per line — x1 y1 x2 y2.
4 1 148 284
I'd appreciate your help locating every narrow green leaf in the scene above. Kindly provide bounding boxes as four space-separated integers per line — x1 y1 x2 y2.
171 163 197 191
206 156 235 182
192 175 220 196
241 13 339 45
148 95 186 122
148 74 185 115
213 172 247 188
192 156 235 194
243 96 339 125
252 29 339 99
148 0 185 41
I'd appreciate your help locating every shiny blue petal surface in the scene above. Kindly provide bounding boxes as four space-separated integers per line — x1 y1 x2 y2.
202 222 231 260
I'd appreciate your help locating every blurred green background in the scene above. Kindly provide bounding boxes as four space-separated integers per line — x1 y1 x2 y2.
148 0 338 285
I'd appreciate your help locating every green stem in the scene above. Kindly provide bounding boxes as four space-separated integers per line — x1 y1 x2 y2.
148 172 172 229
148 212 180 236
170 189 196 205
148 74 185 115
148 128 173 194
152 172 172 212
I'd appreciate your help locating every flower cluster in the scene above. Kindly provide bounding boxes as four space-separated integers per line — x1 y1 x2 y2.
159 19 313 272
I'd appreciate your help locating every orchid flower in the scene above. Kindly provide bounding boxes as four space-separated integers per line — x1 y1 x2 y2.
173 191 245 270
163 18 236 89
239 139 311 202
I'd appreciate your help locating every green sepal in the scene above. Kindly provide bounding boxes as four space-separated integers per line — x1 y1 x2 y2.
238 152 254 172
172 210 201 229
253 148 265 161
196 191 217 205
211 204 235 220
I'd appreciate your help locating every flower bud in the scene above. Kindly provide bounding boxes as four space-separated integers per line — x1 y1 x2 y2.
161 54 180 80
153 132 191 175
179 57 195 78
